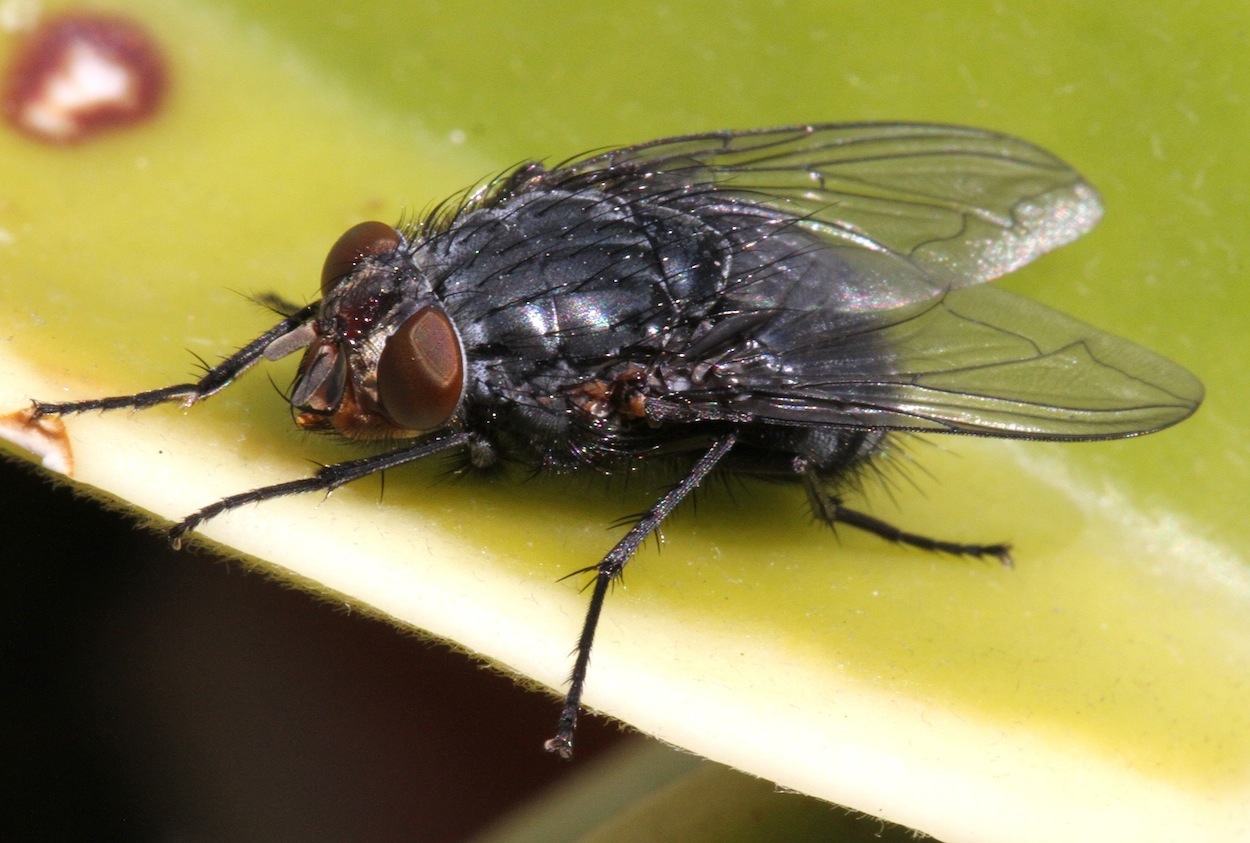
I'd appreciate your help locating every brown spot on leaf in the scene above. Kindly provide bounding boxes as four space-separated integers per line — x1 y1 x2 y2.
3 12 167 144
0 407 73 475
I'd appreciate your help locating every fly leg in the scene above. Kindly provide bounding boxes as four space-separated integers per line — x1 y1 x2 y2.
168 430 474 547
544 432 738 759
30 302 319 417
802 471 1012 566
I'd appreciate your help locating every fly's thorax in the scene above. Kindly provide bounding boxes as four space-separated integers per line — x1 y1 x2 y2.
435 185 734 358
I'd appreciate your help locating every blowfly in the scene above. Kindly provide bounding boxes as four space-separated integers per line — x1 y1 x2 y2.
31 124 1204 757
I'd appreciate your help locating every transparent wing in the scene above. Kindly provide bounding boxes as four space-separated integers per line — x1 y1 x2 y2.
685 285 1203 440
519 124 1198 438
543 123 1102 307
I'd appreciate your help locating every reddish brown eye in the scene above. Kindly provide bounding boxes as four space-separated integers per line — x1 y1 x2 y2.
377 307 464 430
321 221 402 296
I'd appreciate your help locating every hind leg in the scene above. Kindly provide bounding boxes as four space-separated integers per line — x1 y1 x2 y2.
801 471 1012 566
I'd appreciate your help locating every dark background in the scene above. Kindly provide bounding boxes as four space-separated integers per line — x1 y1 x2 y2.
0 456 625 842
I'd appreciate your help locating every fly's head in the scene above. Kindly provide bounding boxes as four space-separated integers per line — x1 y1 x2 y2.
266 221 466 441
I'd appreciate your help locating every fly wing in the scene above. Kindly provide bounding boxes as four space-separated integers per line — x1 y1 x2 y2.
521 125 1199 438
543 123 1103 308
679 284 1202 440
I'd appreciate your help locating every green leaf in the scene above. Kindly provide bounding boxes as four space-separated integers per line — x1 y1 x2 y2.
2 2 1246 841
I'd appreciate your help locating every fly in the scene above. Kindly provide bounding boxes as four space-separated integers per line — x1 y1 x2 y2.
29 123 1204 757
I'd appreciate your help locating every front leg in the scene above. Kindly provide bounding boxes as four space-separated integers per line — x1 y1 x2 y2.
168 430 474 547
32 303 319 417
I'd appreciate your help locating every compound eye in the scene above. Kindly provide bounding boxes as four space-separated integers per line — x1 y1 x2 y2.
377 307 464 430
321 221 402 296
